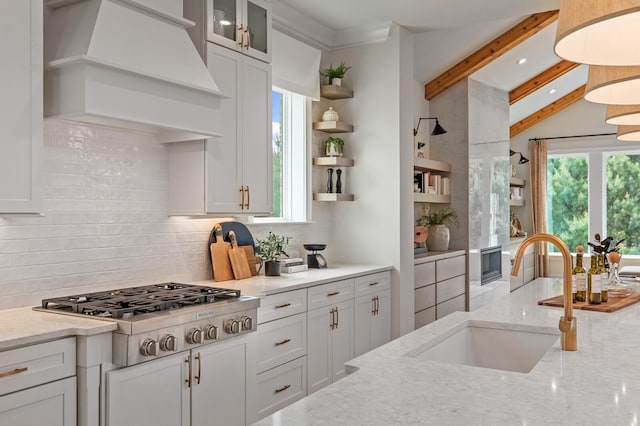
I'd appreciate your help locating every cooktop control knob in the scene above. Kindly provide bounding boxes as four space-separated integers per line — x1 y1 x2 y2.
225 319 240 334
204 324 219 340
241 316 253 331
140 338 159 356
160 334 178 352
186 328 204 344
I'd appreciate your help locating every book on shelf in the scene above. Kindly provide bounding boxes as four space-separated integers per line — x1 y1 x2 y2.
281 264 308 274
442 177 450 195
281 258 305 266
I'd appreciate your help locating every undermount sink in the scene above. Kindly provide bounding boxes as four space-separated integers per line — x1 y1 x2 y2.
406 320 559 373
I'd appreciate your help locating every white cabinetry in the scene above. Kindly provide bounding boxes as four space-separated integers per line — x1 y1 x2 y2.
414 253 467 328
354 272 391 357
107 337 247 426
169 42 271 215
509 238 535 291
0 0 42 213
0 337 76 426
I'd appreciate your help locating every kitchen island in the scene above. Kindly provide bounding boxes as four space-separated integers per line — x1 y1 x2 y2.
257 278 640 425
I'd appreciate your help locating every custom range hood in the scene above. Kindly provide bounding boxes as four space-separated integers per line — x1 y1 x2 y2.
44 0 222 142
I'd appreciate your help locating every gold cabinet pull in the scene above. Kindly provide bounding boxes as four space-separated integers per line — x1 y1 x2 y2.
369 282 379 286
0 367 27 379
245 185 250 209
184 357 191 388
327 291 340 297
244 27 250 49
274 384 291 394
239 186 245 209
195 352 202 385
274 303 291 309
275 338 291 347
329 307 336 330
335 307 339 329
371 297 376 315
237 25 244 46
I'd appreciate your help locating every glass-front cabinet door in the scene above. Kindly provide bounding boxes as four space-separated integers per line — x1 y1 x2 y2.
245 0 271 62
207 0 242 51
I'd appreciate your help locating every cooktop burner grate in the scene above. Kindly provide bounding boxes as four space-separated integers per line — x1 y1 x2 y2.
41 283 242 319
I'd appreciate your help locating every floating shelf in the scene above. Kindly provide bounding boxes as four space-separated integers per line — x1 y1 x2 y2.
312 157 354 167
414 157 451 173
510 199 525 207
313 193 354 202
320 85 353 100
413 193 451 204
509 177 525 187
312 121 353 133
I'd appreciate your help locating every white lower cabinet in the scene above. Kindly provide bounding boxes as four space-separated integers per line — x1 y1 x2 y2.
107 337 247 426
254 356 306 421
353 272 391 357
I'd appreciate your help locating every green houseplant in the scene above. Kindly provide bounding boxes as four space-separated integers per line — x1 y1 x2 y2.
417 208 458 251
256 232 291 276
320 62 351 86
324 136 344 157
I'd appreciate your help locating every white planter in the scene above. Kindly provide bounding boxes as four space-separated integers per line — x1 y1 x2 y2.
325 144 343 157
331 77 342 86
427 225 450 251
322 107 339 122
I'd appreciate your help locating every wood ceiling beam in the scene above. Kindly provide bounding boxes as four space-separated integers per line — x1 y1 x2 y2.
424 10 559 101
510 85 586 137
509 60 580 104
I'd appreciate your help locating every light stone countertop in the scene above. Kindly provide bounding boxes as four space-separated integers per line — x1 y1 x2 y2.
0 307 117 351
256 278 640 425
195 264 392 297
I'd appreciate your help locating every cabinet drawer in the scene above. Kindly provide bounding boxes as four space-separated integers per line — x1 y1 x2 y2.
256 313 306 373
255 357 306 421
414 307 436 329
354 272 390 298
437 294 466 319
436 255 465 282
436 275 466 304
258 289 307 324
0 337 76 396
414 262 435 289
414 284 435 312
307 279 354 311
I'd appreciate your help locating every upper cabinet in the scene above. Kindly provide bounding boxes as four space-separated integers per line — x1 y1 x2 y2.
0 0 42 213
186 0 271 63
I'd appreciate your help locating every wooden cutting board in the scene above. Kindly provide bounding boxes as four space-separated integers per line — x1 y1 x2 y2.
240 245 260 276
228 231 252 280
210 224 234 282
538 291 640 313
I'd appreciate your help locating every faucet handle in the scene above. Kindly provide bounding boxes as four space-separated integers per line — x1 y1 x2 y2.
559 318 572 332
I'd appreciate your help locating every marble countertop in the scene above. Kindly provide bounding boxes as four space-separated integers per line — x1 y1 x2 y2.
195 264 392 297
257 278 640 425
414 249 466 263
0 307 117 351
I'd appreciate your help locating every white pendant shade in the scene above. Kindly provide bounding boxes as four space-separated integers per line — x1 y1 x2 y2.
585 65 640 104
555 0 640 65
606 105 640 125
617 125 640 141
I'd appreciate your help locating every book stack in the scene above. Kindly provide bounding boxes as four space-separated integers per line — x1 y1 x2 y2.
281 258 308 274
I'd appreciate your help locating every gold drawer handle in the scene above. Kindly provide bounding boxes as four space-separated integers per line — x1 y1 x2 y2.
275 338 291 347
327 291 340 297
369 282 379 286
0 367 27 379
274 303 291 309
274 384 291 394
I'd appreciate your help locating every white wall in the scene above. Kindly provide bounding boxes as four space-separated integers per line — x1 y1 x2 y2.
0 120 329 309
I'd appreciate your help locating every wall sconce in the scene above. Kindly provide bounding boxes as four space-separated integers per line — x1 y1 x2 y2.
555 0 640 66
510 149 529 164
413 117 447 137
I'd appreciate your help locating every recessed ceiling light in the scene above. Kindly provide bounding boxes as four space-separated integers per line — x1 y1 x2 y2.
517 58 527 65
549 88 557 94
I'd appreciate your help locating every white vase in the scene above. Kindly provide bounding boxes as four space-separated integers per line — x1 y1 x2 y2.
322 107 339 122
325 143 342 157
331 77 342 86
427 224 450 251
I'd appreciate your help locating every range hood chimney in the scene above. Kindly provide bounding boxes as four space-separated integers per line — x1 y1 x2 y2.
44 0 223 142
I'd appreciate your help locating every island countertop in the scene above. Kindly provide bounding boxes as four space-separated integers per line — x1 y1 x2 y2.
256 278 640 425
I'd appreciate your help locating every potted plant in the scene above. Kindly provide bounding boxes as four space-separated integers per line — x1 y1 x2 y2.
417 208 458 251
256 231 291 276
324 136 344 157
320 62 351 86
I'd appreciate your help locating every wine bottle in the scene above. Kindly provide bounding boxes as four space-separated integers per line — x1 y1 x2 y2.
598 253 608 302
573 245 586 302
588 253 602 304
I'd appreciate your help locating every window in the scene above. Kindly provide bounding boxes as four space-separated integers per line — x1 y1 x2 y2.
547 149 640 254
253 88 308 223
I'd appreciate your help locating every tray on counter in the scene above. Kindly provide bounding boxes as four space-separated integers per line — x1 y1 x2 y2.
538 290 640 313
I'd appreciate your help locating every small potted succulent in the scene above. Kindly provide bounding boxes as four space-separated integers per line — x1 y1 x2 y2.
256 232 291 276
324 136 344 157
417 208 459 251
320 62 351 86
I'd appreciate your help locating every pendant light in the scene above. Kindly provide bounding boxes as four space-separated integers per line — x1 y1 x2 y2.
584 65 640 104
617 125 640 141
555 0 640 65
606 105 640 125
